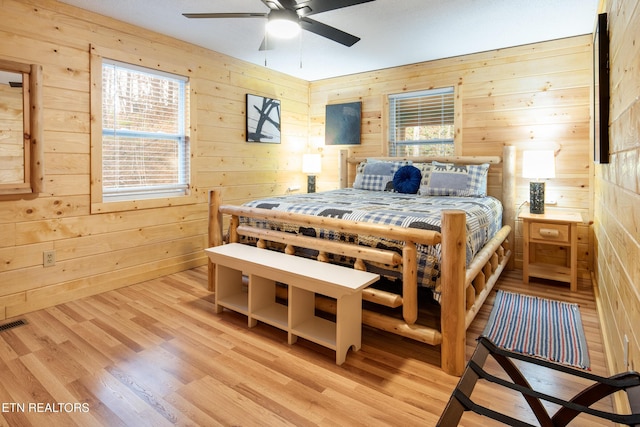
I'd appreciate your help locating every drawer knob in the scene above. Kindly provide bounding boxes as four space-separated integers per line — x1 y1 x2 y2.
539 228 560 237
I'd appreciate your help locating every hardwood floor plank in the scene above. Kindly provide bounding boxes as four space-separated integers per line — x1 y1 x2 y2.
0 333 20 362
208 351 334 425
161 391 225 427
28 309 78 345
134 345 207 386
32 344 89 385
177 376 299 426
0 357 81 427
78 369 174 427
0 366 33 427
3 357 55 404
88 318 147 353
70 321 135 364
0 267 617 426
0 329 31 358
233 380 322 427
104 364 182 425
65 378 128 427
62 300 99 322
17 353 104 426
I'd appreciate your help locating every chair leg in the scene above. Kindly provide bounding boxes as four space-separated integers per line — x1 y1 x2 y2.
489 351 552 425
437 339 491 426
552 372 640 426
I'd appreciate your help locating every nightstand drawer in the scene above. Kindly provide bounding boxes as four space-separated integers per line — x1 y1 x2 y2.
530 222 569 243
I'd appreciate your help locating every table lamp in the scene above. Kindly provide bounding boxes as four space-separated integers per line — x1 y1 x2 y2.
302 154 321 193
522 150 555 214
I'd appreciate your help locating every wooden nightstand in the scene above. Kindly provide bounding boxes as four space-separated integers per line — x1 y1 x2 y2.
519 211 582 291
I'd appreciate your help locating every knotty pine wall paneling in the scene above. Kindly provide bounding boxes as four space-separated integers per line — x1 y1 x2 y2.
595 0 640 396
0 0 602 327
0 0 310 319
309 35 594 280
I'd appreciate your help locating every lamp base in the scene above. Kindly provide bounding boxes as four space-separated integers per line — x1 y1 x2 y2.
307 175 316 193
529 182 545 214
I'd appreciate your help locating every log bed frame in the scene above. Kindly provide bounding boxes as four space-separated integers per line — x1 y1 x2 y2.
208 146 516 376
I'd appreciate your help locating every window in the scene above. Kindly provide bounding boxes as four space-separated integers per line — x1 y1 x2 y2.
100 59 190 202
388 87 455 157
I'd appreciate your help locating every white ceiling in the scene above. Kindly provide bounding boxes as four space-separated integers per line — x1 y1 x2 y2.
56 0 599 81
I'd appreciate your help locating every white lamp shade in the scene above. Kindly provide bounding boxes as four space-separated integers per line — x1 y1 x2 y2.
302 154 321 174
522 150 556 179
266 10 301 39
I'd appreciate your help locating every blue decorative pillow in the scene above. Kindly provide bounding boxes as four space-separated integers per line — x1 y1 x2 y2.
393 165 422 194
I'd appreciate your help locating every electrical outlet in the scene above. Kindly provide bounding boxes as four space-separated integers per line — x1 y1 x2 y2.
43 250 56 267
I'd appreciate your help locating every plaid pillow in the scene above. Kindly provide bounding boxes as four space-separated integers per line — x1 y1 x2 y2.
415 163 433 193
353 159 411 191
419 161 489 197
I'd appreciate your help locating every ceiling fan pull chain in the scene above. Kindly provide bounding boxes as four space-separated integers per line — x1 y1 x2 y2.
299 30 303 69
264 27 268 67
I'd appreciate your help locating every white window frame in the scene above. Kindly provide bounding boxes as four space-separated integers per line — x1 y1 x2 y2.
90 45 197 213
388 87 456 157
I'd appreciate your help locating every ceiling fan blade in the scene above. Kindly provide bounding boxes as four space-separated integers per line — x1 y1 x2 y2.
258 37 277 51
295 0 375 17
183 12 268 19
300 17 360 47
260 0 285 10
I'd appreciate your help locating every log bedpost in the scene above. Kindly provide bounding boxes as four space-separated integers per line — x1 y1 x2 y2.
502 145 516 270
229 216 239 243
339 149 349 189
440 210 467 376
402 241 418 325
208 190 223 292
208 190 223 247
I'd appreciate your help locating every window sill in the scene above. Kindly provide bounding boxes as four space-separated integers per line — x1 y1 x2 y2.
90 192 199 214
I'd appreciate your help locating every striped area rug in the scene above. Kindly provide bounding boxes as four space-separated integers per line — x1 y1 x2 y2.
482 290 590 370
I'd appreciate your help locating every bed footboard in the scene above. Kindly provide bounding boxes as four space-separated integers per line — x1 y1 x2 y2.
207 190 511 376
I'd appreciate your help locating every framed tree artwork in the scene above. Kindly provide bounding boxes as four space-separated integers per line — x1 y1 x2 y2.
246 94 281 143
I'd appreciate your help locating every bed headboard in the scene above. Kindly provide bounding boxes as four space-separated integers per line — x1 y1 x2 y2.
338 146 517 269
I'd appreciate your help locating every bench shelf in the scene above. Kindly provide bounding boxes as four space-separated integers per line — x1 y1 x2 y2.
205 243 379 364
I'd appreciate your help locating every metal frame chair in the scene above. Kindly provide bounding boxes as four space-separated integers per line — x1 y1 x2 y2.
438 337 640 426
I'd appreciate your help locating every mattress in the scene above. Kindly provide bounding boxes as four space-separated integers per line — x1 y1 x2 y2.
239 188 503 297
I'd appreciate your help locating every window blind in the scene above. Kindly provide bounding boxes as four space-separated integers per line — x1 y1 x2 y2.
101 59 190 201
388 87 454 156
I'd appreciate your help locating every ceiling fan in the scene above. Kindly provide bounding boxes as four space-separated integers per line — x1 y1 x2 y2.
183 0 375 49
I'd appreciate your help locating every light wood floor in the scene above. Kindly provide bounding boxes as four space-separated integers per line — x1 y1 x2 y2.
0 267 617 426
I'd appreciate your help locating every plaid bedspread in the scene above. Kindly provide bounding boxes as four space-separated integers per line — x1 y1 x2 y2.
240 189 503 298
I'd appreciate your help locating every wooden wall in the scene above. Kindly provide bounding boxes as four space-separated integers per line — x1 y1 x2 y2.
0 0 309 319
595 0 640 381
310 35 594 280
0 0 598 323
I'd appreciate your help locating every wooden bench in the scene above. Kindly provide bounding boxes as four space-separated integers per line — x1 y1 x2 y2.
205 243 380 365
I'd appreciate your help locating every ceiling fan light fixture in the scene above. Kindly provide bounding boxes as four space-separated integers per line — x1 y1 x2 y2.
266 9 300 39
